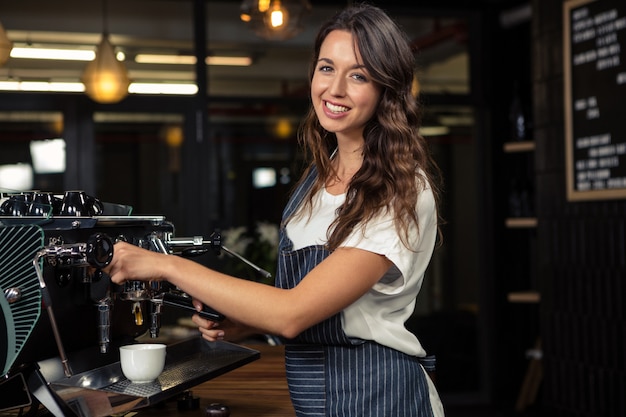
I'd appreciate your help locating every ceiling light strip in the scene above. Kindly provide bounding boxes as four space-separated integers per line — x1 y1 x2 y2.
9 47 252 67
207 56 252 66
135 54 252 66
128 83 198 95
0 81 198 95
10 47 95 61
0 81 85 92
135 54 196 65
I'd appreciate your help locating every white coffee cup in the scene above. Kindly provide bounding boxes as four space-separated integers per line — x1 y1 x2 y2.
119 343 167 384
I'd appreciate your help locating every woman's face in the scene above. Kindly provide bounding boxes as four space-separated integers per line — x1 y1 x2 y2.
311 30 381 140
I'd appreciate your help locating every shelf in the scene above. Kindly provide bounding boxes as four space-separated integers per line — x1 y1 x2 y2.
503 141 535 153
507 290 540 304
505 217 537 228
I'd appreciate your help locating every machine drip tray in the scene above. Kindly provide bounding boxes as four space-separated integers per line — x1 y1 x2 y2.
50 338 260 416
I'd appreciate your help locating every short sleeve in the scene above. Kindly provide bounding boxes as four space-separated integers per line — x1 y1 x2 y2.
339 186 438 293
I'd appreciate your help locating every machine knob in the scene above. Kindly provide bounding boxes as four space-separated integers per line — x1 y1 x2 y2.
86 233 114 269
3 287 22 304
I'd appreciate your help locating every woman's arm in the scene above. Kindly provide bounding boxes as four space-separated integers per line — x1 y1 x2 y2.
105 242 391 339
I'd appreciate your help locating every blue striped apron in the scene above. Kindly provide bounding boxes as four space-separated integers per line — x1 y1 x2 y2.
276 167 435 417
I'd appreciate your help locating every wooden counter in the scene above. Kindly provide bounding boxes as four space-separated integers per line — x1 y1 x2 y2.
135 343 295 417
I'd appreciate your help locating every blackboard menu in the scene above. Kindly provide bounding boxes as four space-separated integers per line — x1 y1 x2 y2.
564 0 626 201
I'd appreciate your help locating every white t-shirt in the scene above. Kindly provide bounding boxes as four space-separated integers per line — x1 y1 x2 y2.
286 184 438 357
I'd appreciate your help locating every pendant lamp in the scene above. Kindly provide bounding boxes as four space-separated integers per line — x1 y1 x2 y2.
81 1 130 103
0 22 13 66
240 0 311 41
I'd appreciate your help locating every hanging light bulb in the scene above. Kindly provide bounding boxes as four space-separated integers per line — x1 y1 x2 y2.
0 22 13 66
267 0 288 30
240 0 311 41
81 34 130 103
81 0 130 103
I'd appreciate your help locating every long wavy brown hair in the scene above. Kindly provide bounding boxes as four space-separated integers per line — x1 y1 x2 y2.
289 3 443 251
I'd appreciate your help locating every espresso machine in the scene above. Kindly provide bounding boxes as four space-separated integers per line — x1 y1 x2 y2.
0 191 264 417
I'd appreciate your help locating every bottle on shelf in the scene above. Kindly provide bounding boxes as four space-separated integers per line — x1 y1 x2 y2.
509 81 528 142
508 177 534 218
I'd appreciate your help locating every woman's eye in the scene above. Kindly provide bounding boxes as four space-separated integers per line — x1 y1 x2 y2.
318 65 333 72
352 73 367 82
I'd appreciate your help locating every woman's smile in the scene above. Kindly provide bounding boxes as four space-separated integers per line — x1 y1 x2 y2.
323 100 351 118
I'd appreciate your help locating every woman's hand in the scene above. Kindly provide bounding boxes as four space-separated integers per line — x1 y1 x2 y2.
191 298 225 341
191 299 262 343
104 241 166 285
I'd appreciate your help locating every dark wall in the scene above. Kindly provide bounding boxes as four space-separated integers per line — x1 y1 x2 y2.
487 5 537 408
533 1 626 416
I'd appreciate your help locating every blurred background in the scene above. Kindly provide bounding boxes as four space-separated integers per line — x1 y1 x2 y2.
0 0 545 415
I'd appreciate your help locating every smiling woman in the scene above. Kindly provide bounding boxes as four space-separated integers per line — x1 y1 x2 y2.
95 5 447 417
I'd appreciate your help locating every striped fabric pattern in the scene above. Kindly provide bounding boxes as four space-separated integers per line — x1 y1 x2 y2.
276 166 434 416
285 342 433 417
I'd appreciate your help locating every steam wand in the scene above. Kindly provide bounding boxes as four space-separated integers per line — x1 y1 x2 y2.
164 230 272 280
219 245 272 280
33 252 72 377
